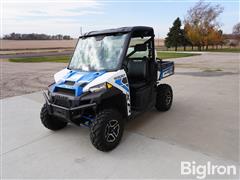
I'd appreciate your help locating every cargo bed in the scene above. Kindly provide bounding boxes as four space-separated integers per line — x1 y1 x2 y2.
158 60 174 80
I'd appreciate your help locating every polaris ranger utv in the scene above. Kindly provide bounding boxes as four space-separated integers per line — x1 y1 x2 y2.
41 26 174 151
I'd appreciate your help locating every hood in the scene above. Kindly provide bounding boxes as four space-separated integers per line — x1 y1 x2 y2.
51 68 106 96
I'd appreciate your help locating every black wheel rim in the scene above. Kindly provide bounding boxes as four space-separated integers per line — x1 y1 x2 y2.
165 91 172 105
105 120 120 143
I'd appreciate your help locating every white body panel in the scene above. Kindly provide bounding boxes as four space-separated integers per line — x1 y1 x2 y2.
83 71 116 92
54 68 70 83
54 68 131 116
84 69 131 115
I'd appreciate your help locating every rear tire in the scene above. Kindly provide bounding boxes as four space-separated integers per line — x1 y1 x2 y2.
40 103 67 130
155 84 173 111
90 109 124 152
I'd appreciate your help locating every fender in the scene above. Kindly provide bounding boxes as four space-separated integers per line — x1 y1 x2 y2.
81 86 128 118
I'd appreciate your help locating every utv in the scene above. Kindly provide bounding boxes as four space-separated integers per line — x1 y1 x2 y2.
41 26 174 151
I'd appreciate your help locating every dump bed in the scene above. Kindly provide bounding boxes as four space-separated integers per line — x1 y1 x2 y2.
157 60 174 80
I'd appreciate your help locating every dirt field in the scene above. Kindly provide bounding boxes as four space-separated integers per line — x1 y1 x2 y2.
0 49 71 55
0 39 164 50
0 40 77 50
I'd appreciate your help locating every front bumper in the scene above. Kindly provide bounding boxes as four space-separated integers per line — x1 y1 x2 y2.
43 91 96 121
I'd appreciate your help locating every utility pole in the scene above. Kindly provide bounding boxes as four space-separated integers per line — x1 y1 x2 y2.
80 26 83 36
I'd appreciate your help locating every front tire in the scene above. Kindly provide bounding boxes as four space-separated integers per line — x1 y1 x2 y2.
40 103 68 130
90 109 124 152
155 84 173 111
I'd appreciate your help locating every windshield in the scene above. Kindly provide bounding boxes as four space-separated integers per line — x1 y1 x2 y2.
69 34 128 71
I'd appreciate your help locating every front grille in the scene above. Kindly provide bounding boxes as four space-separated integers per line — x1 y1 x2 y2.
53 95 71 107
55 87 75 96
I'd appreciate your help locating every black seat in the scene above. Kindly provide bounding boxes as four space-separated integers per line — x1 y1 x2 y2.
127 58 149 89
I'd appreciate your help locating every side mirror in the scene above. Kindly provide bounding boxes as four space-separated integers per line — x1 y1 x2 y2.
134 44 147 51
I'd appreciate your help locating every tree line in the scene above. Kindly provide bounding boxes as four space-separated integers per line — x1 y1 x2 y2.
165 1 239 51
2 33 73 40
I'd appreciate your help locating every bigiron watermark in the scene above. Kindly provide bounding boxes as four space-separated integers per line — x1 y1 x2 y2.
181 161 237 179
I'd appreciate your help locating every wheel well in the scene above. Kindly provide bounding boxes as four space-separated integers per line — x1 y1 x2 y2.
98 93 128 119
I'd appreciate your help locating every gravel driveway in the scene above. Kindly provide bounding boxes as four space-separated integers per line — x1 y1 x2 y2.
1 62 67 99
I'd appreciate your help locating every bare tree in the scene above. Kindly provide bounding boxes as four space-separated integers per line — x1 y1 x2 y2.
233 23 240 35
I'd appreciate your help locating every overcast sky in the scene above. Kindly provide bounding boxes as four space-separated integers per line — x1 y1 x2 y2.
1 0 239 38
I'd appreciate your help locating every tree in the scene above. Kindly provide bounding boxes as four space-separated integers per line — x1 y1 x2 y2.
180 28 192 51
63 35 71 40
165 17 183 51
184 22 202 50
233 23 240 35
184 0 224 50
2 33 72 40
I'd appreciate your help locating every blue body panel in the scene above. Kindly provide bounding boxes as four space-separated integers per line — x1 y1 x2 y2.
159 61 174 80
115 79 129 92
51 70 106 96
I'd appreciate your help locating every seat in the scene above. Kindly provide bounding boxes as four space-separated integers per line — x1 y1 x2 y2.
127 58 149 89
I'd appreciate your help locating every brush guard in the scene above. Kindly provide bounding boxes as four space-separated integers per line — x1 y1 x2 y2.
43 91 96 123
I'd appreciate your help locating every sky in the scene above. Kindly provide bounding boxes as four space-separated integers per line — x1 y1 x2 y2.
1 0 239 38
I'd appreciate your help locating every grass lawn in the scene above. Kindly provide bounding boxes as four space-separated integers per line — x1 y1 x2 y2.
8 51 199 63
157 51 200 59
9 55 70 63
206 48 240 53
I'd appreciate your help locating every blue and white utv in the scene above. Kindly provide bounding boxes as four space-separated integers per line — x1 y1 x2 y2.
41 26 174 151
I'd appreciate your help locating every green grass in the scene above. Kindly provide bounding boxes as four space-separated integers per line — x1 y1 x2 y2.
9 55 70 63
206 48 240 53
8 51 199 63
201 68 223 72
157 51 200 59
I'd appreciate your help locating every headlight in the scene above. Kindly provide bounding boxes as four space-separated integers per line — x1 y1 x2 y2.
89 83 107 93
